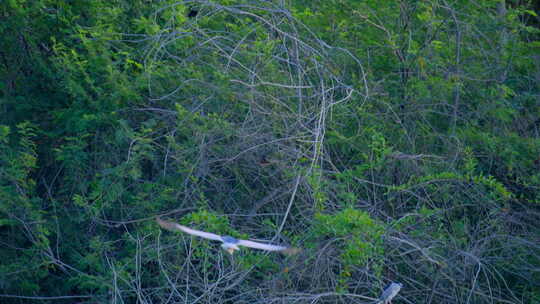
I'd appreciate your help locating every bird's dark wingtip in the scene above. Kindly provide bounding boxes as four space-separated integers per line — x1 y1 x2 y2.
156 216 177 232
282 247 301 255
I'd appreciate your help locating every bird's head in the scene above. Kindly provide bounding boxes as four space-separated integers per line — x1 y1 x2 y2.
226 247 236 254
221 243 240 254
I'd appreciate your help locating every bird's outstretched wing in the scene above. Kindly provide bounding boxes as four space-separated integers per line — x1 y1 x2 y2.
237 239 292 252
156 217 222 241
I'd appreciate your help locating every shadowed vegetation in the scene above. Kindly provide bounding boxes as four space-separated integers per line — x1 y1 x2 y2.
1 0 539 303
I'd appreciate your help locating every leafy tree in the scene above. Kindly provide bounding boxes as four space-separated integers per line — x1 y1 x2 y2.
0 0 538 303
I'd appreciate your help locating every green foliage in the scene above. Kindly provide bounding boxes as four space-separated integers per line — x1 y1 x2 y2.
0 122 50 295
313 208 385 288
1 0 539 302
182 210 235 236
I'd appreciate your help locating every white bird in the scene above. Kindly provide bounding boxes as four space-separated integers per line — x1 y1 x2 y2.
156 217 298 255
379 282 403 304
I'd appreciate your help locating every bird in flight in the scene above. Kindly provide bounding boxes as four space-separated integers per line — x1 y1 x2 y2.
156 217 298 255
379 282 403 304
